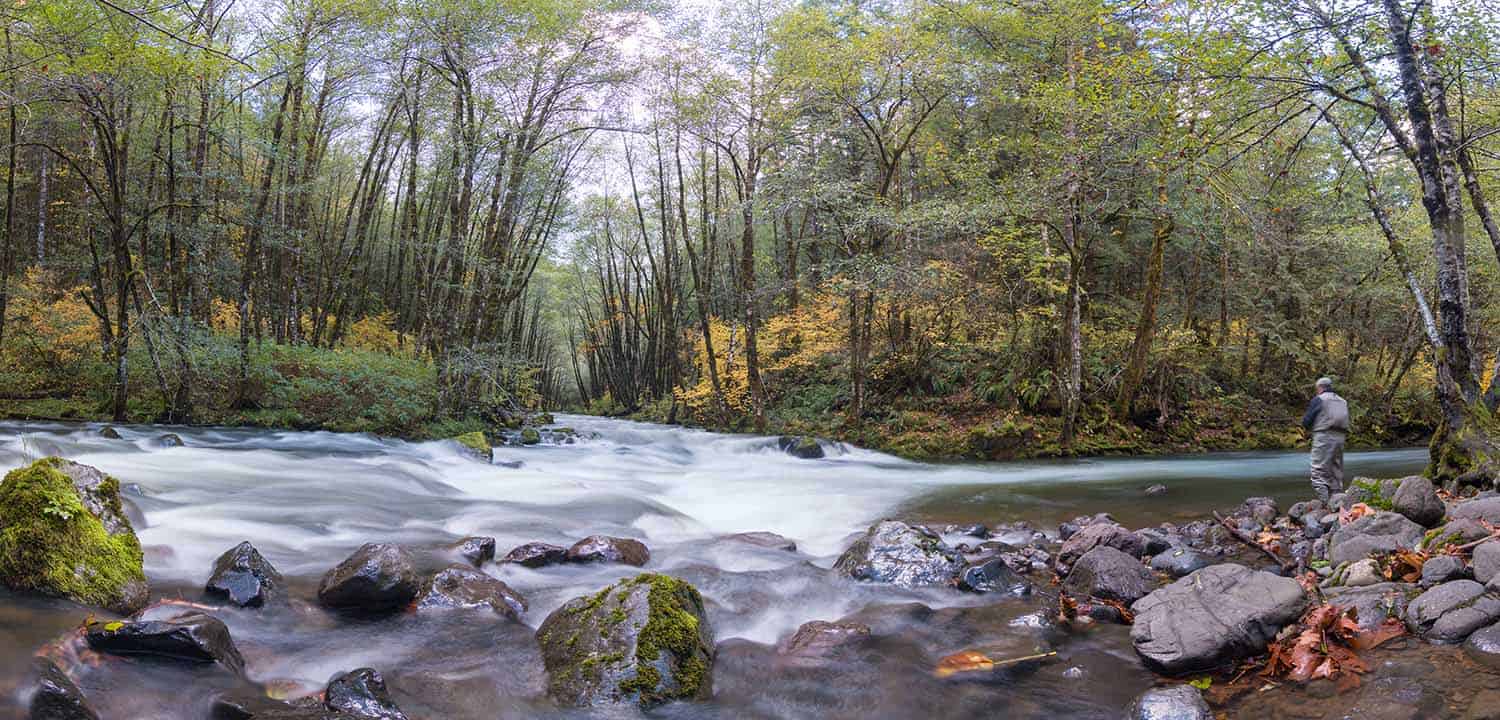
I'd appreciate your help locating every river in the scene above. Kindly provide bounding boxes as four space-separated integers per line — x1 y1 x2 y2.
0 415 1429 718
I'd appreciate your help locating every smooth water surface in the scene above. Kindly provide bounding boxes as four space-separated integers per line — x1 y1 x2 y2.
0 416 1428 719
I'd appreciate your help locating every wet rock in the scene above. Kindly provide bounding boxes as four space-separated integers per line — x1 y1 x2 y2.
536 573 714 708
1327 511 1424 565
1063 546 1153 604
776 620 871 663
833 521 962 588
1475 542 1500 584
29 658 100 720
1143 484 1168 497
448 536 496 567
1288 500 1326 519
1324 582 1414 631
519 427 541 445
1465 622 1500 670
1125 684 1211 720
206 541 284 608
317 543 420 613
501 542 568 568
1149 548 1215 578
1342 558 1383 588
1391 476 1446 527
0 458 147 614
1135 529 1173 556
1130 564 1308 674
448 432 491 463
209 691 348 719
1406 580 1500 643
1328 492 1351 511
724 531 797 552
1341 676 1440 720
1240 497 1279 527
1464 689 1500 720
1421 555 1470 586
415 564 526 619
98 426 121 440
1301 511 1329 539
566 535 650 567
325 668 408 720
776 435 825 459
1452 497 1500 525
1056 523 1145 568
155 432 185 447
86 612 246 675
956 558 1030 595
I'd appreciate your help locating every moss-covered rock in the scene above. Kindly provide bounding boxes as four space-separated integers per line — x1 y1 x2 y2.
536 573 714 708
519 427 541 446
450 431 492 462
0 458 148 614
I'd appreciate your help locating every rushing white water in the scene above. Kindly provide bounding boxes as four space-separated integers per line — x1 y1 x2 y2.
0 416 1432 719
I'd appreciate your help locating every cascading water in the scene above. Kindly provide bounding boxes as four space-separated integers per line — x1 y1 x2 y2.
0 416 1427 719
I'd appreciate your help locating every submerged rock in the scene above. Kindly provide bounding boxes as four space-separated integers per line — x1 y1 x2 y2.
1327 511 1424 565
449 432 491 463
1131 564 1308 674
776 620 872 663
448 536 496 567
206 541 284 608
956 558 1030 595
1064 546 1153 604
86 612 246 675
1465 622 1500 670
0 457 147 614
833 520 962 588
415 564 526 619
1406 580 1500 643
29 658 100 720
155 433 185 448
520 427 541 445
325 668 408 720
776 435 825 459
317 543 420 613
1143 484 1168 497
536 573 714 708
209 691 351 719
566 535 650 567
1125 684 1211 720
1056 523 1145 569
1149 548 1214 578
724 531 797 552
501 542 568 568
98 426 122 440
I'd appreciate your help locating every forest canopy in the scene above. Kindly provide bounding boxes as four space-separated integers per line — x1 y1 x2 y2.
3 0 1500 479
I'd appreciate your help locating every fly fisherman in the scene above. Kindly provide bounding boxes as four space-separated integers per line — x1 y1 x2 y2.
1301 377 1350 502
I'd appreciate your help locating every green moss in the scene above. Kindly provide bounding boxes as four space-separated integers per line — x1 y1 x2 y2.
615 573 709 705
452 431 489 454
0 458 144 611
1351 479 1396 511
520 427 541 445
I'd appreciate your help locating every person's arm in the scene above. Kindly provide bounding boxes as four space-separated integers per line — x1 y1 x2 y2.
1301 396 1322 431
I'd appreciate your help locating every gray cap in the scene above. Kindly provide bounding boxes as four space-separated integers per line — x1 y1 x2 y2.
1315 377 1334 390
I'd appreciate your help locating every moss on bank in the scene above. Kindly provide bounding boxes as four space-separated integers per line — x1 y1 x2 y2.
0 458 145 611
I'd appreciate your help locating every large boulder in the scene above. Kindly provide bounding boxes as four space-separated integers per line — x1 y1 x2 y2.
536 573 714 708
29 659 100 720
501 542 567 568
415 564 526 620
832 521 962 588
1451 497 1500 525
1323 582 1415 631
1062 546 1153 604
448 432 491 463
0 458 147 614
1391 476 1446 527
206 541 284 608
317 544 420 613
1475 542 1500 585
776 435 825 459
1130 564 1308 674
1056 523 1145 568
566 536 650 567
86 612 245 675
1125 684 1212 720
1327 511 1424 565
1405 580 1500 643
325 668 408 720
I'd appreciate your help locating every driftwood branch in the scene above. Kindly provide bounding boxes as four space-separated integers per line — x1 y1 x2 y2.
1213 510 1294 571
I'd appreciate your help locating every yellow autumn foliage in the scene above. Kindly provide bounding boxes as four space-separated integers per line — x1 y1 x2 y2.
0 268 101 393
342 312 407 355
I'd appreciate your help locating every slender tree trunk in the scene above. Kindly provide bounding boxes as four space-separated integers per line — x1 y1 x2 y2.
1115 174 1172 420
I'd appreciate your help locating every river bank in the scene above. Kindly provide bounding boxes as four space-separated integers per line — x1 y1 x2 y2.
0 416 1488 719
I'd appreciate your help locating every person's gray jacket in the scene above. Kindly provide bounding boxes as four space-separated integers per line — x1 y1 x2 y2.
1302 391 1349 433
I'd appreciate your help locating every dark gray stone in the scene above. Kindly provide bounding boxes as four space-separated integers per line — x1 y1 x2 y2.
1475 542 1500 584
725 531 797 552
1406 580 1500 643
206 541 284 608
98 426 121 440
1432 519 1492 547
325 668 408 720
1063 546 1153 604
1056 523 1146 568
566 535 650 567
1421 555 1470 586
415 564 526 620
1339 676 1440 720
500 542 567 568
1125 684 1211 720
1327 511 1424 565
1149 548 1215 578
1451 497 1500 525
1324 582 1415 631
957 557 1030 595
833 521 962 588
154 433 185 448
1391 476 1446 527
1130 564 1308 674
1465 622 1500 670
776 620 871 663
86 612 245 675
29 659 100 720
1144 484 1168 497
1135 529 1173 556
317 544 420 613
448 536 495 567
776 435 825 459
